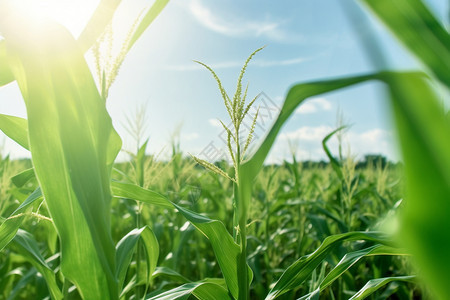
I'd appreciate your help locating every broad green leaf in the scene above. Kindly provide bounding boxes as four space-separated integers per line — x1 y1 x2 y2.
384 73 450 299
0 188 42 251
0 114 29 150
0 40 14 87
147 282 229 300
172 203 252 300
116 226 159 292
112 181 252 299
112 181 173 209
362 0 450 87
238 74 387 232
265 231 391 300
349 275 415 300
1 12 121 299
12 230 63 300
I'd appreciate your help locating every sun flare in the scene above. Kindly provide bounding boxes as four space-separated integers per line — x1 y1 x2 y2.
0 0 98 38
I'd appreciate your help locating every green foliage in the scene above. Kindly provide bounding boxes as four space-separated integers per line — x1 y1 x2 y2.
0 0 448 299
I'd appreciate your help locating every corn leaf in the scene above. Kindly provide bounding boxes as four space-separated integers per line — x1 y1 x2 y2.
77 0 122 53
1 13 122 299
320 245 409 291
265 231 391 300
0 114 29 150
152 267 191 284
127 0 170 52
116 226 159 292
0 188 42 251
11 168 34 187
112 181 173 209
322 127 346 180
111 181 252 299
12 230 63 300
384 73 450 299
0 40 14 87
147 281 230 300
349 275 416 300
362 0 450 87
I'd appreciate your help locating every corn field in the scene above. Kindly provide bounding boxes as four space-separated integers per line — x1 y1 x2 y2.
0 0 449 299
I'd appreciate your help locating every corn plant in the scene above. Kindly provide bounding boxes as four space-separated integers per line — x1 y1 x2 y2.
0 0 448 299
0 0 169 298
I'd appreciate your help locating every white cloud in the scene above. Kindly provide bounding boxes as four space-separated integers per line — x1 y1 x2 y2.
267 126 397 162
296 98 332 114
188 0 301 42
208 118 222 128
280 125 333 142
182 132 199 141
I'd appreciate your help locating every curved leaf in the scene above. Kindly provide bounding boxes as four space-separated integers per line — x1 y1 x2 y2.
111 181 252 299
77 0 122 53
320 245 409 290
147 281 230 300
12 230 63 300
152 267 191 284
116 226 159 292
11 168 34 187
0 188 42 251
1 12 121 299
127 0 170 52
322 126 346 180
362 0 450 87
265 231 391 300
0 40 14 87
384 72 450 299
349 275 415 300
0 114 29 150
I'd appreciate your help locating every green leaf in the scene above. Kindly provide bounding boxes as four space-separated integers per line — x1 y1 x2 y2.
1 13 121 299
172 203 252 300
112 181 252 299
362 0 450 87
116 226 159 293
12 230 63 300
127 0 170 52
265 231 391 300
11 168 34 187
320 245 409 291
147 281 230 300
77 0 122 53
384 73 450 299
322 127 346 180
349 275 415 300
111 181 173 209
0 114 29 150
0 188 42 251
0 40 14 87
152 267 191 284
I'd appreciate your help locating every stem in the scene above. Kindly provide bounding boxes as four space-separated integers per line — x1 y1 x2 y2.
235 141 249 300
136 203 142 299
136 143 144 300
233 182 239 242
238 207 248 300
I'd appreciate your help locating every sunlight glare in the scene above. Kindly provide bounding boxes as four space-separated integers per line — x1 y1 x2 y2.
2 0 99 38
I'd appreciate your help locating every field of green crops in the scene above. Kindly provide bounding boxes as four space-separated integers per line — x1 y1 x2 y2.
0 0 449 299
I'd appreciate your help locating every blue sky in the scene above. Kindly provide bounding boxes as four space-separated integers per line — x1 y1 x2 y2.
0 0 448 163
